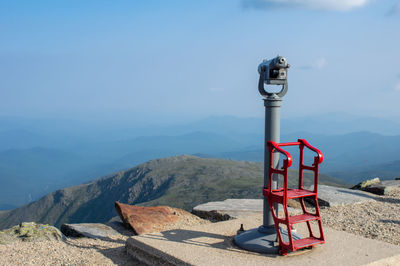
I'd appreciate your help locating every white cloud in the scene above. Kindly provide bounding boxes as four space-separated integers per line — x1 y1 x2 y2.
395 82 400 92
314 57 326 69
243 0 369 11
299 57 327 70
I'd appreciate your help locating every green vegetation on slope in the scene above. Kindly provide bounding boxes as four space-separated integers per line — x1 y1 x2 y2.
0 155 347 229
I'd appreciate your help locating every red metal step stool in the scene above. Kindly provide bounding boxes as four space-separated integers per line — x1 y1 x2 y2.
263 139 325 255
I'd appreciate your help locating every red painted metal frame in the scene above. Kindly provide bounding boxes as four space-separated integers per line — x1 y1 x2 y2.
263 139 325 255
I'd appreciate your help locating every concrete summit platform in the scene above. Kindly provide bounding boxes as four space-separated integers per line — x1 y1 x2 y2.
126 214 400 266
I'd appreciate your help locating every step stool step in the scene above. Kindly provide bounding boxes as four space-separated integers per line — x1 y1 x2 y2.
272 188 316 199
293 237 324 250
289 213 320 224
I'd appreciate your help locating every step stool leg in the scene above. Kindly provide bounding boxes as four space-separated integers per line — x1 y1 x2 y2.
299 197 314 237
279 246 288 256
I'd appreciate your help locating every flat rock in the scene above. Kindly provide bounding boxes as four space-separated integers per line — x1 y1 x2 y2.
310 185 376 207
115 202 205 235
60 222 131 239
192 199 263 221
356 180 400 195
0 222 64 244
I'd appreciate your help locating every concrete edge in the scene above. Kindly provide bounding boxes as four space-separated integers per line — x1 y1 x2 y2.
365 254 400 266
126 237 191 266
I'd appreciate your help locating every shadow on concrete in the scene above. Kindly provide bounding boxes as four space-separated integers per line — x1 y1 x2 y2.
139 229 276 257
380 219 400 225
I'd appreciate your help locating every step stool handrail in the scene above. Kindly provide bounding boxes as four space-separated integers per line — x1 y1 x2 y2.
298 139 324 165
267 141 293 168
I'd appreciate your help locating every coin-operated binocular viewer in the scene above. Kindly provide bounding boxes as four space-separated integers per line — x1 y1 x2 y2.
258 56 290 97
234 56 325 255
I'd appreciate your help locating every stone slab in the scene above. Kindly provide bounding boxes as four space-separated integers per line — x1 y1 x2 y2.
362 180 400 195
192 185 374 221
115 202 205 235
311 185 376 207
126 214 400 266
60 222 130 239
192 199 263 221
115 202 181 235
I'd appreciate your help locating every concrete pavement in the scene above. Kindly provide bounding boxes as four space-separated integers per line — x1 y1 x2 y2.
126 214 400 265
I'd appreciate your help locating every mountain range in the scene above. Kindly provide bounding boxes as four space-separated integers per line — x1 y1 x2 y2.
0 155 347 229
0 114 399 209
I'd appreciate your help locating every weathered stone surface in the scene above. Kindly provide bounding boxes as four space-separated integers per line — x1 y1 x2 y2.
351 179 400 195
115 202 205 235
193 199 307 221
192 199 263 222
0 222 64 244
351 177 381 190
309 185 375 207
60 222 129 239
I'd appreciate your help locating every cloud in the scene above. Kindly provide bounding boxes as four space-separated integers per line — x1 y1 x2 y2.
395 82 400 92
314 57 326 69
242 0 369 11
387 3 400 16
298 57 327 70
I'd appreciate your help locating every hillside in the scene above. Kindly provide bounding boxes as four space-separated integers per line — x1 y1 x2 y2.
0 155 347 229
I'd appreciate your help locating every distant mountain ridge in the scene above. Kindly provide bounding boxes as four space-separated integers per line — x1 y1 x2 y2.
0 155 346 229
1 114 400 209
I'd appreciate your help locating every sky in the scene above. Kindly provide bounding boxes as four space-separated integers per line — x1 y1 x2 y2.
0 0 399 124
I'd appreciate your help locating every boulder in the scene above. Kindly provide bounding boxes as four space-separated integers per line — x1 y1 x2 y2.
351 177 381 190
0 222 64 244
351 179 400 195
115 202 206 235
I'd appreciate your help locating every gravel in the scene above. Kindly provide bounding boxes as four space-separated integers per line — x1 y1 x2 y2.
0 188 399 265
321 187 400 246
0 235 140 265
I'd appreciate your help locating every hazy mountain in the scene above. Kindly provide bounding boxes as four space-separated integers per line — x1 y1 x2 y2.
1 114 399 209
208 131 400 184
0 155 346 229
0 147 127 208
0 131 258 209
281 113 400 136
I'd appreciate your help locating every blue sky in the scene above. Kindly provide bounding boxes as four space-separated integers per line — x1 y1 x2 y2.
0 0 399 124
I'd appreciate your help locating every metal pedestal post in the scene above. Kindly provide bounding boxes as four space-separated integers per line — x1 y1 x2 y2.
234 94 301 254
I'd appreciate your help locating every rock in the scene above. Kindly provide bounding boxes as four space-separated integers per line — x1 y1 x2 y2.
351 178 381 190
351 179 400 195
115 202 205 235
0 222 64 244
60 223 128 239
396 177 400 181
192 199 262 222
308 185 375 207
192 199 300 222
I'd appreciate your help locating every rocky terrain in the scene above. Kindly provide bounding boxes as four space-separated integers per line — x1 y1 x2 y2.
321 186 400 246
0 185 399 265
